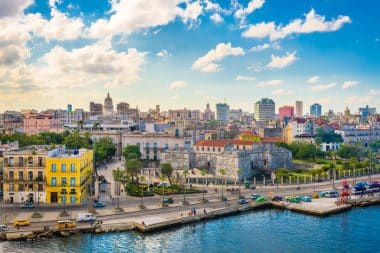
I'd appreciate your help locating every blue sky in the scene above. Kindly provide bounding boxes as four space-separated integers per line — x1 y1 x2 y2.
0 0 379 114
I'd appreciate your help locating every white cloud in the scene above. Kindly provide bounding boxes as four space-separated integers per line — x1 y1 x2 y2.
309 82 336 91
0 0 33 18
210 13 223 24
234 0 265 20
369 89 380 95
341 80 359 89
156 49 170 57
236 75 255 81
307 75 320 84
271 88 292 95
178 0 203 26
247 62 263 72
257 79 283 87
192 42 244 73
87 0 185 38
170 94 179 100
267 51 297 69
169 80 187 90
242 9 351 41
250 43 270 52
25 8 85 41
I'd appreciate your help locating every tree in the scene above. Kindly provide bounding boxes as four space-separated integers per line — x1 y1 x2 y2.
85 168 95 213
64 131 92 149
123 145 141 160
126 158 142 182
337 144 365 159
160 163 174 185
94 137 116 163
237 168 242 198
220 168 226 200
183 169 189 185
315 128 343 144
112 168 123 210
139 175 146 208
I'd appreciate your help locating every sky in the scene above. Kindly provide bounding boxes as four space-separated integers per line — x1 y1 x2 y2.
0 0 379 114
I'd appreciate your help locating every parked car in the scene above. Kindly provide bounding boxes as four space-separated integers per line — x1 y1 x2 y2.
271 195 283 201
238 198 249 204
0 225 8 231
250 194 261 200
324 191 339 198
300 196 312 202
19 203 34 208
13 219 31 226
76 213 96 222
94 202 106 208
56 220 76 229
158 183 170 187
162 197 173 204
255 197 269 204
368 182 380 193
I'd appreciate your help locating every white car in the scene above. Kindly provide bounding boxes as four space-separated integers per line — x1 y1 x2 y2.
0 224 8 231
76 213 96 222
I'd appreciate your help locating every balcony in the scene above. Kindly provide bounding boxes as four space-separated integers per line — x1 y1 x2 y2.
2 176 46 183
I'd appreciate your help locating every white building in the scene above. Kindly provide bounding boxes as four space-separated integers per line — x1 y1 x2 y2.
254 98 275 122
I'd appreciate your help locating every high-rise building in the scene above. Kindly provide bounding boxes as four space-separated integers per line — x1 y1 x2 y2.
279 106 294 120
295 101 303 117
310 103 322 117
216 103 230 123
117 102 130 115
89 102 103 116
359 105 376 117
254 98 275 122
203 103 214 121
103 93 114 116
67 104 72 113
344 107 350 117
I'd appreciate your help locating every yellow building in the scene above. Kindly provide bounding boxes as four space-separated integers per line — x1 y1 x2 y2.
239 131 261 143
45 148 93 204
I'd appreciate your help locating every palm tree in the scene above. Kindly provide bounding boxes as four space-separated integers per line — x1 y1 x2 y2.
160 163 174 185
112 167 123 211
182 169 189 204
183 169 189 185
85 168 95 213
160 173 166 205
201 169 207 203
139 175 146 209
220 168 226 200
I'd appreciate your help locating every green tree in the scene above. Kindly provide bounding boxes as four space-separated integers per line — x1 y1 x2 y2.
183 169 189 185
126 158 142 182
112 167 124 210
63 131 92 149
123 145 141 160
220 168 226 200
201 169 207 202
315 128 343 144
160 163 174 185
139 175 146 208
94 137 116 163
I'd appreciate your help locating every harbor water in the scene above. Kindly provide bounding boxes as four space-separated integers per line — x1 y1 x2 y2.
1 206 379 253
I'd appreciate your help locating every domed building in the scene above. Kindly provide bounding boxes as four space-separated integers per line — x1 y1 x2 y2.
103 93 114 117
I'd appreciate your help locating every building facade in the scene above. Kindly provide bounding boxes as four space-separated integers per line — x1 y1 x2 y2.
295 101 303 117
23 113 62 135
168 108 201 121
216 103 230 123
45 148 93 204
310 103 322 117
279 106 294 120
103 93 114 117
203 103 214 121
254 98 275 122
90 102 103 116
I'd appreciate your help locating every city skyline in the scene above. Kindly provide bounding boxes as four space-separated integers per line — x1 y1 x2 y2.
1 0 380 112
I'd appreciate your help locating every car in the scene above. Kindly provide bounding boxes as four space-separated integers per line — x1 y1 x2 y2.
162 197 174 204
271 195 283 201
324 191 339 198
94 202 106 208
13 219 31 226
238 198 249 204
19 203 34 208
300 196 312 202
250 194 261 200
76 213 96 222
56 220 76 229
0 225 8 231
255 197 269 204
158 183 170 187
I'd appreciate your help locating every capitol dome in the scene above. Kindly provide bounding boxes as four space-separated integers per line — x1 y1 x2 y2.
103 92 114 116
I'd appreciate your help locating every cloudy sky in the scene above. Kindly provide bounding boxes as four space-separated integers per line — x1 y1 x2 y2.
0 0 379 114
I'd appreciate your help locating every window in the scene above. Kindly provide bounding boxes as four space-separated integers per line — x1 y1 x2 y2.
51 164 57 172
51 177 57 186
61 177 67 186
165 144 169 150
175 144 179 149
28 171 33 180
218 148 221 152
28 184 33 190
18 171 23 181
70 177 76 186
70 164 75 172
38 184 43 191
8 184 14 191
61 164 66 172
18 157 23 166
19 184 24 191
37 171 43 181
27 157 33 166
70 196 76 204
8 171 14 180
38 157 43 167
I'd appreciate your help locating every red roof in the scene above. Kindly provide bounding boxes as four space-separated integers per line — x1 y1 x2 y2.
230 140 255 145
194 140 230 147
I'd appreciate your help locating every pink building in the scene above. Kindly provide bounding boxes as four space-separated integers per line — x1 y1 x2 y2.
23 113 62 135
279 106 294 120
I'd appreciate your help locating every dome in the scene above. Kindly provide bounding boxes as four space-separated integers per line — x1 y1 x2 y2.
104 93 113 106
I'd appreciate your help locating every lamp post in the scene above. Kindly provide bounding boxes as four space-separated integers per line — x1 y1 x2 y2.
332 153 336 189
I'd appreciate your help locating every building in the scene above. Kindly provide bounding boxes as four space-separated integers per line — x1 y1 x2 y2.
45 148 93 204
359 105 376 118
295 101 303 117
90 102 103 116
67 104 72 113
2 146 50 204
279 106 294 120
168 108 201 121
239 131 260 143
103 93 114 117
216 103 230 123
283 118 317 143
23 113 62 135
203 103 214 121
122 131 192 161
335 127 380 145
254 98 275 122
310 103 322 117
2 111 23 132
229 109 243 121
117 102 130 116
344 107 351 117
